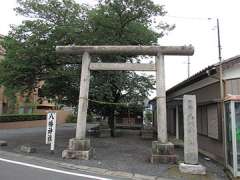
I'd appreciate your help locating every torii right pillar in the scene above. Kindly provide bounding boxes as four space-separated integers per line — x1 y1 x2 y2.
151 53 177 164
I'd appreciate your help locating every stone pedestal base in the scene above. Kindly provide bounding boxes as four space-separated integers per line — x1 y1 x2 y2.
112 129 121 137
0 140 7 146
20 145 36 153
98 128 111 138
141 129 154 140
62 148 93 160
179 163 206 175
151 141 176 164
151 154 177 164
62 138 93 160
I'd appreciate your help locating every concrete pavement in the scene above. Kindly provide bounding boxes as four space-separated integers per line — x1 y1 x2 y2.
0 152 126 180
0 150 171 180
0 124 227 179
0 159 110 180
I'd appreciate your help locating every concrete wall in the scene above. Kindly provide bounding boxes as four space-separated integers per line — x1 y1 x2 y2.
224 63 240 80
198 135 224 163
225 79 240 95
166 81 225 162
0 119 47 129
0 110 71 129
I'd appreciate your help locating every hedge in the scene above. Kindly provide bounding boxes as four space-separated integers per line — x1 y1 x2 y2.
0 114 46 123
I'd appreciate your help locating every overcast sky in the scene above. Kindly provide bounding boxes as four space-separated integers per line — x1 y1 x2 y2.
0 0 240 95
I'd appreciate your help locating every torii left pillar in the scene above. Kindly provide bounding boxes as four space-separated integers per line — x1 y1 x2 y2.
62 52 93 160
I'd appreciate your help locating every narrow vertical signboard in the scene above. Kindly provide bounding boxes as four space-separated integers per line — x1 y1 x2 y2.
46 112 56 152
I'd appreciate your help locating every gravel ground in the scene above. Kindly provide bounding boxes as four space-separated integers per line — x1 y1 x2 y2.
0 123 227 179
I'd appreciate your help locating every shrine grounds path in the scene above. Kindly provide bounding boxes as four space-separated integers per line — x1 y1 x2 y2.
0 123 227 180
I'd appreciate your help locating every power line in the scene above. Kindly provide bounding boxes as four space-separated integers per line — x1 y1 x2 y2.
163 15 210 21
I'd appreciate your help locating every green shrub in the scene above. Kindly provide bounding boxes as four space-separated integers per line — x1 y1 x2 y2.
145 110 153 122
66 114 77 123
0 114 46 123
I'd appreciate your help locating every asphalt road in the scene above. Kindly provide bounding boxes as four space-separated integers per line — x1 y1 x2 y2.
0 124 227 179
0 157 116 180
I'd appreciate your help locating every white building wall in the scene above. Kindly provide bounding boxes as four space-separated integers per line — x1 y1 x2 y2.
167 76 218 100
223 64 240 80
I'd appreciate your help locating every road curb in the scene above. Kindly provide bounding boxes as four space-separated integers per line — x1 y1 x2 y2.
0 150 167 180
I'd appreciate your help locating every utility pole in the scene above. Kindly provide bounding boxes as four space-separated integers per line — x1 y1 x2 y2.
217 18 224 100
216 18 227 167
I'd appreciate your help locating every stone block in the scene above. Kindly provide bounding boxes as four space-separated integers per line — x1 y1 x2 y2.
99 122 110 129
69 138 90 151
152 141 175 155
151 141 176 164
20 145 36 153
141 129 154 140
151 154 176 164
98 128 111 138
62 148 93 160
104 171 133 178
63 138 93 160
112 129 121 137
179 163 206 175
87 129 98 136
133 174 156 180
0 140 7 146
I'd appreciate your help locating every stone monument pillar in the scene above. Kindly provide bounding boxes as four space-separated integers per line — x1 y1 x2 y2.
98 117 111 138
179 95 206 174
151 53 176 164
62 52 93 160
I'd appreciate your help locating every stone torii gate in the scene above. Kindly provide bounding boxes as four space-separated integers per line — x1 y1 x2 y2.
56 45 194 163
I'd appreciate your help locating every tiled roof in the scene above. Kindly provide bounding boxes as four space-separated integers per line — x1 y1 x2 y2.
166 55 240 95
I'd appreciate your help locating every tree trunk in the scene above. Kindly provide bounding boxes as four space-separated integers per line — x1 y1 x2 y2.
108 108 115 137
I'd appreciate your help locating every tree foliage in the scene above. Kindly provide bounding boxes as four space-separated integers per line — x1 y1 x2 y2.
0 0 174 126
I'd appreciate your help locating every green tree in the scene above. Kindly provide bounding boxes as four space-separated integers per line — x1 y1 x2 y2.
0 0 174 134
1 0 90 106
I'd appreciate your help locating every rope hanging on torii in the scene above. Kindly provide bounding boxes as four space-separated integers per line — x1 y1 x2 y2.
56 45 194 143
